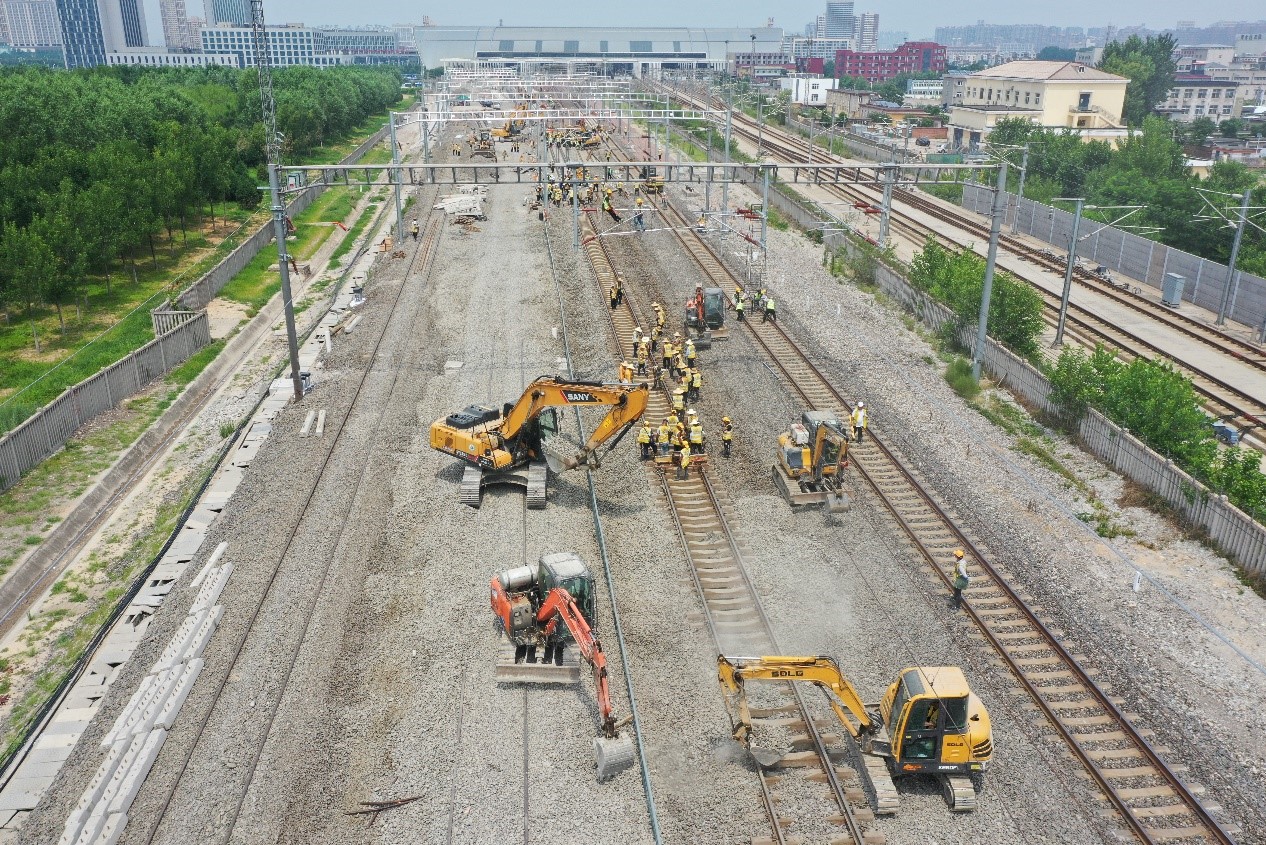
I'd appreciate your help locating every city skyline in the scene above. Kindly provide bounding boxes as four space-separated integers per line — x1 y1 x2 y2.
244 0 1262 39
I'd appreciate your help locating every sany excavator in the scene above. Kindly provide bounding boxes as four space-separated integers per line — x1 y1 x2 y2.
773 411 850 512
430 376 648 508
718 655 993 812
491 553 635 781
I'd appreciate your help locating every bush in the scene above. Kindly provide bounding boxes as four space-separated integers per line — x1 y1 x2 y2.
945 357 980 399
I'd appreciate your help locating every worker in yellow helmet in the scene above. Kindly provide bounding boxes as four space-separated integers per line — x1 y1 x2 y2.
721 416 734 457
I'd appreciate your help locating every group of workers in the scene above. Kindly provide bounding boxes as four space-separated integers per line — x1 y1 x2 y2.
731 283 776 323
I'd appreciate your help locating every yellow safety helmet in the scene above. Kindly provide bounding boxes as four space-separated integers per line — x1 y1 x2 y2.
722 416 731 423
953 549 965 559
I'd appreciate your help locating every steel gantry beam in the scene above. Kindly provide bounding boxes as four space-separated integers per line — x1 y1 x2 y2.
419 108 720 122
276 161 995 192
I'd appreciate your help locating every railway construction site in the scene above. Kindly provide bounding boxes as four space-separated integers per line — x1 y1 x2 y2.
3 79 1265 845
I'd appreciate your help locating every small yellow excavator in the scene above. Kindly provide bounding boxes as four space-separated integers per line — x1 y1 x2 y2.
718 655 993 812
772 411 850 512
430 376 648 508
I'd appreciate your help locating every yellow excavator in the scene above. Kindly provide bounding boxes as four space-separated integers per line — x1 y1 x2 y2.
430 376 648 508
773 411 850 512
717 655 993 812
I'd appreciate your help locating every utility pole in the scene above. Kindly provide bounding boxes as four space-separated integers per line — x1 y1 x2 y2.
972 162 1008 381
877 164 895 247
1010 143 1029 233
1216 188 1251 327
572 185 580 250
251 0 303 402
722 84 733 219
760 164 771 256
388 114 405 242
1053 197 1085 347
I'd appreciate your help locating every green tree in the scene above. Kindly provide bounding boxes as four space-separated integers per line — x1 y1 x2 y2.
1189 116 1217 145
823 60 835 79
1098 34 1177 124
1218 118 1245 138
1037 46 1076 61
0 222 54 351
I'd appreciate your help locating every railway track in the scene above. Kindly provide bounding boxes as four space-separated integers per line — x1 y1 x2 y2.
664 87 1266 431
571 191 878 844
136 206 446 845
621 170 1238 843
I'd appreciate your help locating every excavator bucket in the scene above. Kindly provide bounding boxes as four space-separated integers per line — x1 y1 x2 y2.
826 491 850 513
748 743 784 768
594 735 635 781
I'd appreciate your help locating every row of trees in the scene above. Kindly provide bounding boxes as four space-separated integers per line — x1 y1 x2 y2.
0 65 403 346
987 116 1265 277
1050 345 1266 523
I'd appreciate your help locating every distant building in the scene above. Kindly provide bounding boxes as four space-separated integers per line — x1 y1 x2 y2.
1158 73 1242 121
159 0 198 51
934 21 1087 54
877 30 907 50
417 26 784 79
780 75 838 105
106 48 240 66
199 23 415 67
1 0 61 47
1074 46 1103 66
904 77 943 107
784 36 853 60
824 1 855 40
946 60 1128 148
856 13 878 51
1200 63 1266 110
1235 33 1265 56
202 0 248 27
56 0 150 68
824 86 878 119
834 41 945 82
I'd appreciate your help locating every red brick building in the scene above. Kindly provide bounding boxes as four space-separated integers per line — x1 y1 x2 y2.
834 41 946 83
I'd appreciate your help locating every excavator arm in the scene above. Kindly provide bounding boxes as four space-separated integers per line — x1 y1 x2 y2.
496 376 648 472
717 655 877 749
537 588 619 737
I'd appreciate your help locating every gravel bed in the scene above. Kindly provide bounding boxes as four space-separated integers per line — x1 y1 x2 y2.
689 178 1266 841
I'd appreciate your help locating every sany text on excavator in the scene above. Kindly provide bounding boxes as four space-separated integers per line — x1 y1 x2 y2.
773 411 850 512
718 655 993 812
430 376 648 508
491 553 635 781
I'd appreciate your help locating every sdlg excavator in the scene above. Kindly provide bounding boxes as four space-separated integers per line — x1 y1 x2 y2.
491 552 635 781
718 654 993 812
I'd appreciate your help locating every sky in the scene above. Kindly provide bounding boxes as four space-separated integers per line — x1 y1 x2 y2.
240 0 1264 39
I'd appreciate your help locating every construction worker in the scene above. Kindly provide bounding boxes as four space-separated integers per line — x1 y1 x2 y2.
672 387 686 415
602 192 622 223
721 416 733 457
684 337 697 367
637 420 653 460
651 362 663 389
657 419 672 456
619 359 635 383
652 301 665 329
689 417 705 453
676 441 692 480
763 296 776 323
951 549 970 609
661 338 673 375
734 295 745 322
850 401 868 443
667 410 680 431
672 350 686 380
410 219 419 240
638 334 651 360
650 324 661 354
690 367 702 402
610 277 623 309
632 326 643 356
633 196 646 231
636 345 649 375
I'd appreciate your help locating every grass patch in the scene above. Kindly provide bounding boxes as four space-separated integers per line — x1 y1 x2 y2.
945 357 980 400
327 193 383 266
973 394 1043 438
1015 436 1087 492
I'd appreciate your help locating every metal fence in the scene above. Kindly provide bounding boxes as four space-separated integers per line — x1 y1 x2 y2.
963 184 1266 332
176 123 392 310
0 313 212 492
826 232 1266 576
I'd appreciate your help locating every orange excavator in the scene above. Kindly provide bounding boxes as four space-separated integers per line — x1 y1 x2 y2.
491 552 635 781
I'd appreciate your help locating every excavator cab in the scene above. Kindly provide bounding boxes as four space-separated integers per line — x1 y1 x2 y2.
537 552 595 632
881 667 991 778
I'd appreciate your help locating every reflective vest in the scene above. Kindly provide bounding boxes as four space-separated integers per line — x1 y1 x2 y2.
637 425 652 444
657 424 671 444
685 341 696 361
667 413 679 428
765 298 776 311
722 424 733 442
852 408 868 429
679 444 692 467
691 370 702 389
689 424 704 445
672 390 685 411
735 298 744 313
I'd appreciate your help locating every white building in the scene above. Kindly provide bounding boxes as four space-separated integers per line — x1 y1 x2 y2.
0 0 61 46
1158 73 1243 121
780 75 838 105
200 24 344 66
1235 33 1265 56
904 77 943 107
856 13 878 51
106 48 240 66
783 35 853 59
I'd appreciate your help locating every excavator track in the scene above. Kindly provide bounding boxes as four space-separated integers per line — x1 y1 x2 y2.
526 461 547 510
940 774 976 812
459 465 483 508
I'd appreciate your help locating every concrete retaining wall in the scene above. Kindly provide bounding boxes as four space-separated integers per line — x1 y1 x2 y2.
963 183 1266 332
0 314 212 493
825 232 1266 575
